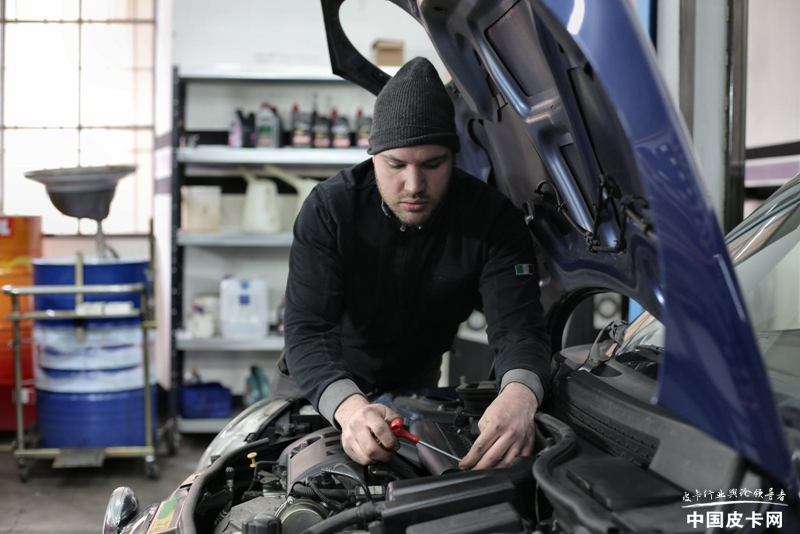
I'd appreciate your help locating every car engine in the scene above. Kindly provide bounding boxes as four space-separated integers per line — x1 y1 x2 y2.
191 382 551 534
186 370 703 534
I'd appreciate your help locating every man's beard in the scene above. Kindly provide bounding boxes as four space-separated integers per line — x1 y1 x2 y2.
390 195 436 226
377 182 439 227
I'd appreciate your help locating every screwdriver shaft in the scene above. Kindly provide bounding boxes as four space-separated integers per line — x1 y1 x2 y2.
417 440 462 462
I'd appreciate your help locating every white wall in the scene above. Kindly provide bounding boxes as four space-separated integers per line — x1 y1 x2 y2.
172 0 443 73
746 0 800 149
173 0 444 130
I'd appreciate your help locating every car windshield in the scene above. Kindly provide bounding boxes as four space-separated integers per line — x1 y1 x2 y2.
617 185 800 426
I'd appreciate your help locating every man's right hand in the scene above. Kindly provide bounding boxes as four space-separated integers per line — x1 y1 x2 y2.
334 394 400 465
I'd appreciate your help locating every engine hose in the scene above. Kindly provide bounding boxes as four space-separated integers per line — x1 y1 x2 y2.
290 484 350 502
296 502 382 534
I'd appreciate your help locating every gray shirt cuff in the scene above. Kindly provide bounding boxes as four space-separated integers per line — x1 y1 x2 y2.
500 369 545 406
318 378 366 429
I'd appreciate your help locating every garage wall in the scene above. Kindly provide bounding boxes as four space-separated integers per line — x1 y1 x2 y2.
746 0 800 149
172 0 444 130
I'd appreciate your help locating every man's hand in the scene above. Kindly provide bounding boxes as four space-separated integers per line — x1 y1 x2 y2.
335 395 401 465
459 382 538 470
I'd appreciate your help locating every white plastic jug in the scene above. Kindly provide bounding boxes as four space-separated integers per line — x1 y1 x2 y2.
220 276 269 339
240 167 281 233
263 165 318 223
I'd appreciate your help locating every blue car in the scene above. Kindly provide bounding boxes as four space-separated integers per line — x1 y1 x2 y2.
104 1 798 533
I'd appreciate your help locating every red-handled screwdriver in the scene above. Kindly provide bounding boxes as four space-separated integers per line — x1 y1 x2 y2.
389 418 462 463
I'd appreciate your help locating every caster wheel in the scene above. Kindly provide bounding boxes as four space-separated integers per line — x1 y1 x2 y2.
18 460 29 483
145 456 160 481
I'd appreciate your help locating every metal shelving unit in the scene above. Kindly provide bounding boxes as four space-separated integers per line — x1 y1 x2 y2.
169 66 366 448
177 146 368 166
176 230 294 247
176 335 285 352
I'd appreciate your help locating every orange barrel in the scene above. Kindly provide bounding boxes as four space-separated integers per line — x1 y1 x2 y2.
0 216 41 430
0 216 41 319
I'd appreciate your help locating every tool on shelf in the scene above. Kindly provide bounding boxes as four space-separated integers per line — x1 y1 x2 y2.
389 418 462 463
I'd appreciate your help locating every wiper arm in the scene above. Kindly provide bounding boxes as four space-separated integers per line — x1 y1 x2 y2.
633 344 663 355
613 343 663 363
579 320 629 374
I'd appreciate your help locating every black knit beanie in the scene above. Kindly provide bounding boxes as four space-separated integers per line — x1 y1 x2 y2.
368 57 460 155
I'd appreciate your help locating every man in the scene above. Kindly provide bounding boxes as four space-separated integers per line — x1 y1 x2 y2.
283 57 551 471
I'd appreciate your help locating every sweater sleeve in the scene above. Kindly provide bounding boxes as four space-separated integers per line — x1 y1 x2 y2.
284 187 364 422
479 204 552 404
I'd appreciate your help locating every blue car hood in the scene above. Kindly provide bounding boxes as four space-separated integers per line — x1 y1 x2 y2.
321 0 795 490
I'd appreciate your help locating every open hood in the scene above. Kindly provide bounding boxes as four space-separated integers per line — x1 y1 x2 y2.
321 0 795 490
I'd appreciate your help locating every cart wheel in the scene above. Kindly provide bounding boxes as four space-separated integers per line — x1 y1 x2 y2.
17 460 29 483
145 457 160 481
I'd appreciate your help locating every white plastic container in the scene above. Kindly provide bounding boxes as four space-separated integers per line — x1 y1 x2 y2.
256 103 281 148
220 276 269 339
182 186 221 232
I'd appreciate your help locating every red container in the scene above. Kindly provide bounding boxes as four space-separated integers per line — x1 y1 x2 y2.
0 327 33 383
0 216 40 412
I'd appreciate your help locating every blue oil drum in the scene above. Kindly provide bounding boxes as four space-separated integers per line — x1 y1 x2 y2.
37 387 157 448
31 256 155 448
31 257 149 328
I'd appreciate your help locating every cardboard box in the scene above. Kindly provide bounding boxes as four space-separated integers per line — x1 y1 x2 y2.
372 40 404 67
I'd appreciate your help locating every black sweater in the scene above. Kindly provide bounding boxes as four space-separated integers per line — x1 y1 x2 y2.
284 159 551 418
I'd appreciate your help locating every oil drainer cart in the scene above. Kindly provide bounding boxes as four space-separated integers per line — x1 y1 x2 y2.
4 277 158 481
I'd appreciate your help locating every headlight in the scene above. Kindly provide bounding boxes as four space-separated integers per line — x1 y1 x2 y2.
102 487 139 534
196 397 292 469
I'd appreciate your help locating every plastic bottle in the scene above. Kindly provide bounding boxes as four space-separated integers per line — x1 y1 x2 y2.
228 110 244 148
220 276 269 339
183 367 202 385
242 111 257 148
312 110 331 148
244 366 270 406
256 102 281 148
291 103 313 148
331 108 352 148
356 108 372 148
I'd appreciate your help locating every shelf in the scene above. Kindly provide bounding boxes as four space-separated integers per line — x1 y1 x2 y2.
177 146 370 166
177 415 235 434
177 335 285 352
177 64 400 83
178 65 350 83
177 231 293 247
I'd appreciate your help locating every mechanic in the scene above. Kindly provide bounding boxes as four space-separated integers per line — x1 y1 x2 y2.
279 57 551 471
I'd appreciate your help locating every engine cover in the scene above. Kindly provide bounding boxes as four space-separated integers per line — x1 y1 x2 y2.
279 427 352 489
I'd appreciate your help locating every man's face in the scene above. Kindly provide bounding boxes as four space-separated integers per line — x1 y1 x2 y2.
373 145 453 227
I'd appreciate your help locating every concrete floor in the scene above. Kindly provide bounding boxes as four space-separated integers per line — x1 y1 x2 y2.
0 432 214 534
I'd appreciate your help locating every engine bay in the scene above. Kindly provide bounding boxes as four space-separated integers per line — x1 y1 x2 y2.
176 369 760 534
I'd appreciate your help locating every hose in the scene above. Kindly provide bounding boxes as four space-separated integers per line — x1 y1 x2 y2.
246 460 278 493
296 502 382 534
321 469 373 503
290 485 350 501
